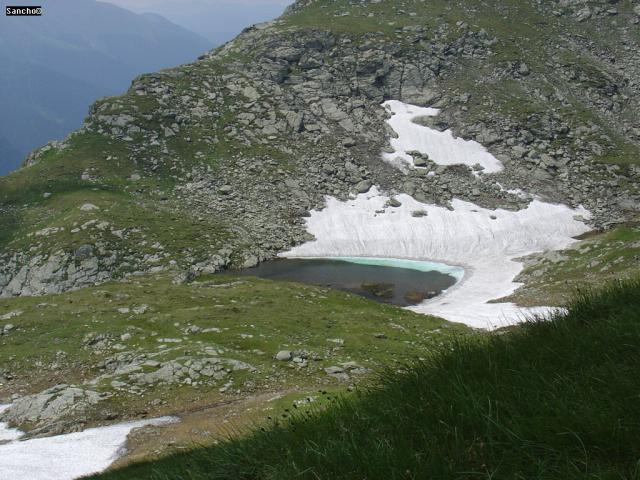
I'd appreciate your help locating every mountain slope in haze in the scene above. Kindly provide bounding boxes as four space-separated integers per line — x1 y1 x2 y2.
0 0 211 176
103 0 289 46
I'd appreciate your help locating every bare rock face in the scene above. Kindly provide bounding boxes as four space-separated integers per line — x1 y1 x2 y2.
0 251 114 298
1 385 103 434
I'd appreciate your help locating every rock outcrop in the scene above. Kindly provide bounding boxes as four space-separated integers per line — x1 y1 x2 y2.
0 385 103 435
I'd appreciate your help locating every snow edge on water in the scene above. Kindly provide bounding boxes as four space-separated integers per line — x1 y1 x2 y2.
282 256 466 281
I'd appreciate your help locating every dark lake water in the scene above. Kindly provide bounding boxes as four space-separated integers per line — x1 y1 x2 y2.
232 258 458 306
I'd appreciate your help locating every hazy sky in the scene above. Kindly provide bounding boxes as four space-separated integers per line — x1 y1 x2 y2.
101 0 293 44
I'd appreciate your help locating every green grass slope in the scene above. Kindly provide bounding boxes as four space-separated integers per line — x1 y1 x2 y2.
94 278 640 480
507 223 640 307
0 272 465 433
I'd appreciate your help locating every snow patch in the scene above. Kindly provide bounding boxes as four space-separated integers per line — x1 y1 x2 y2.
0 409 177 480
382 100 504 173
0 405 23 443
283 187 590 329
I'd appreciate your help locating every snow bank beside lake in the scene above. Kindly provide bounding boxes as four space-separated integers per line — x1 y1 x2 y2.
382 100 504 173
283 188 590 329
0 409 176 480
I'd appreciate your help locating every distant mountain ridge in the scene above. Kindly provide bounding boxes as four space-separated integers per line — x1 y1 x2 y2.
0 0 211 175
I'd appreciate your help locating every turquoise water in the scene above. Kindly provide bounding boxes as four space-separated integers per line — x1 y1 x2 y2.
326 257 465 281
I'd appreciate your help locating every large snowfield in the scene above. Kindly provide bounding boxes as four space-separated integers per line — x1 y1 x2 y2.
0 408 176 480
284 188 590 329
285 100 591 329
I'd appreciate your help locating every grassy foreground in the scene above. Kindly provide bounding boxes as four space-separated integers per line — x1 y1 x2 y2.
0 272 463 433
93 278 640 480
